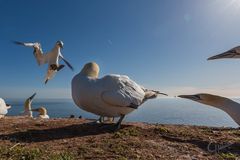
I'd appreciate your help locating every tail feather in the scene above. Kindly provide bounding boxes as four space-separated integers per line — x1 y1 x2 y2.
143 89 168 103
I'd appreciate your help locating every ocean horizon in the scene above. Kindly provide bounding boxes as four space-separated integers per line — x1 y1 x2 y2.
5 98 239 128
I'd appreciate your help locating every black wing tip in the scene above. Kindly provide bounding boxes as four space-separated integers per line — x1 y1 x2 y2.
62 58 74 71
11 40 23 45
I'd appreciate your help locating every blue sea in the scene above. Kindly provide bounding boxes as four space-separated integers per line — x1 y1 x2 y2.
5 98 239 128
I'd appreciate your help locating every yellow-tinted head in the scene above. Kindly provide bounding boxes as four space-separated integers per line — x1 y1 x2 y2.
80 62 100 78
32 107 47 115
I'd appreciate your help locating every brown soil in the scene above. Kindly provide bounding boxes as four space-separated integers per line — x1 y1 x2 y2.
0 116 239 160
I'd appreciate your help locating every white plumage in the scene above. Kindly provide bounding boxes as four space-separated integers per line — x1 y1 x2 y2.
13 40 73 84
0 98 11 118
178 93 240 126
31 107 49 119
72 62 167 129
22 93 36 118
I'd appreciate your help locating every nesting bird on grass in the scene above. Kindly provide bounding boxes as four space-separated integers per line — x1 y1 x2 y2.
178 93 240 126
13 40 74 84
23 93 36 118
31 107 49 119
72 62 167 130
0 98 11 118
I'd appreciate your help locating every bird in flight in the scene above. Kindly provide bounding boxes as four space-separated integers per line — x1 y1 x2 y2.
13 40 74 84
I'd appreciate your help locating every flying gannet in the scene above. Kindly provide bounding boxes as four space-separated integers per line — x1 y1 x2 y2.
208 45 240 60
71 62 167 130
23 93 36 118
178 93 240 126
31 107 49 119
0 98 11 118
13 40 74 84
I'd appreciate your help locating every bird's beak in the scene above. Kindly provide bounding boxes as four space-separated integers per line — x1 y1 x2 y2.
178 95 201 101
207 51 236 60
29 93 37 101
6 104 11 109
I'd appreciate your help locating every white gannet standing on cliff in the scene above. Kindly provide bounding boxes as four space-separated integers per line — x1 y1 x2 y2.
23 93 36 118
13 40 74 84
208 45 240 60
0 98 11 118
178 93 240 126
71 62 167 130
31 107 49 119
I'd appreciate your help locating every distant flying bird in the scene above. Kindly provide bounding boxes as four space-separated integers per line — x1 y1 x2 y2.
72 62 167 130
178 93 240 126
23 93 36 118
0 98 11 118
208 46 240 60
13 40 74 84
31 107 49 119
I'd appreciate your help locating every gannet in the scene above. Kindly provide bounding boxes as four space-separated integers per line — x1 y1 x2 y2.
23 93 36 118
178 93 240 126
0 98 11 118
72 62 167 130
31 107 49 119
13 40 74 84
208 46 240 60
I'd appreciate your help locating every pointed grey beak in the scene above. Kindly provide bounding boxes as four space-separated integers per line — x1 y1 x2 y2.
29 93 36 101
207 50 238 60
178 95 201 101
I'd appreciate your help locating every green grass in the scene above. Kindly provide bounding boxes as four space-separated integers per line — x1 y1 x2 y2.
220 152 238 160
113 127 140 138
153 126 170 134
0 146 74 160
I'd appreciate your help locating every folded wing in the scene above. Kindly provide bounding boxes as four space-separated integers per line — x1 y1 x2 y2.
100 75 145 108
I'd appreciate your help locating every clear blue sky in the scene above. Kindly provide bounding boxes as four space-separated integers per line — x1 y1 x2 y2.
1 0 240 99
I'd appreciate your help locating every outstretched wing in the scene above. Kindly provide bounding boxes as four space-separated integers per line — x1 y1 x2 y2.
13 41 48 65
208 46 240 60
100 75 145 108
13 41 37 47
59 53 74 71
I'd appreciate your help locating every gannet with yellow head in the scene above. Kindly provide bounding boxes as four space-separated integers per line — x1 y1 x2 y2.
31 107 49 119
178 93 240 126
0 98 11 118
23 93 36 118
72 62 167 130
13 40 74 84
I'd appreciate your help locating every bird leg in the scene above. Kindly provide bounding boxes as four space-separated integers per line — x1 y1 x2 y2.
98 116 104 123
114 115 125 130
